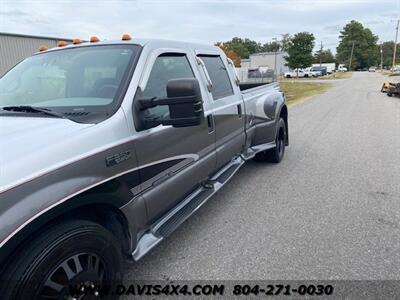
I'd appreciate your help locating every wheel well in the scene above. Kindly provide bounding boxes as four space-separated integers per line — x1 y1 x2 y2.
64 204 131 253
0 202 132 271
279 105 289 145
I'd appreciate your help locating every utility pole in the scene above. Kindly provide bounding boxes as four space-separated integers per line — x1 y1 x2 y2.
272 37 278 81
349 41 355 71
380 42 383 71
319 41 323 66
392 19 400 72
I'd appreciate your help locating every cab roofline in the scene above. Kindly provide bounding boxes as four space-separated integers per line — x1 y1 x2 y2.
34 38 219 55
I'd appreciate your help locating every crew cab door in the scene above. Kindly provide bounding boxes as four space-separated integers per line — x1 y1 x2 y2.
133 50 216 221
196 53 245 170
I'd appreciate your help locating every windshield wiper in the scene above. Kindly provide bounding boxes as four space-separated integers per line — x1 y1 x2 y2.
1 105 67 119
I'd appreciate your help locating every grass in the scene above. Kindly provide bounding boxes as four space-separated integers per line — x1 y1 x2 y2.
279 82 333 107
387 72 400 77
280 72 353 81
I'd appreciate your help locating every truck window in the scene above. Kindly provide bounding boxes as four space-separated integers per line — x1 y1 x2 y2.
0 45 140 111
197 55 233 100
143 54 194 118
82 66 118 97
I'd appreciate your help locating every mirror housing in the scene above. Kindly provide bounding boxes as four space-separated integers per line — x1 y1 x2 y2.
134 78 204 131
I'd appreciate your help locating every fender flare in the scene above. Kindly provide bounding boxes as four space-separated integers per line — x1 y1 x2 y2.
276 103 289 145
0 178 146 267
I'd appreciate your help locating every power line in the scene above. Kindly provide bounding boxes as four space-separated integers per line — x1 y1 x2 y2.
319 41 323 66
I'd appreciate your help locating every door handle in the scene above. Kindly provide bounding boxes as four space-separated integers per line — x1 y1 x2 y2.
237 104 242 118
207 114 215 133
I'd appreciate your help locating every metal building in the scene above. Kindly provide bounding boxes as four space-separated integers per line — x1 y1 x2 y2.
249 52 289 74
235 51 289 82
0 32 73 76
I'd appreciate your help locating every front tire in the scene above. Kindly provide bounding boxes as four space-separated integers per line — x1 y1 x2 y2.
255 118 286 163
0 220 122 300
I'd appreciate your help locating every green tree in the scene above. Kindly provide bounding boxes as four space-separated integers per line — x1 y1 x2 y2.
380 41 400 68
280 33 292 51
216 35 292 59
336 20 379 70
285 32 315 74
262 41 280 52
216 42 242 67
313 48 335 63
242 38 263 54
215 37 254 58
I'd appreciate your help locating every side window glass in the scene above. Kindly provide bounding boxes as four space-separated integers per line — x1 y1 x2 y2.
197 55 233 100
143 54 194 118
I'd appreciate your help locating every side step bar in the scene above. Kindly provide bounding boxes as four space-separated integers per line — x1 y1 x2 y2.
132 156 245 261
241 141 276 160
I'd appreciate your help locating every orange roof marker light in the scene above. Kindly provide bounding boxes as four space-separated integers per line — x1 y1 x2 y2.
72 38 82 45
38 45 49 52
90 36 100 42
121 34 131 41
57 40 68 47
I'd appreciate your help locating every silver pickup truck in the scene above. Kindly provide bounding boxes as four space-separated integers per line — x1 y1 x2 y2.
0 36 288 299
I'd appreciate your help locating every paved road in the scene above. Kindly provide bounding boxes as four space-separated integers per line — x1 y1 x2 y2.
126 72 400 280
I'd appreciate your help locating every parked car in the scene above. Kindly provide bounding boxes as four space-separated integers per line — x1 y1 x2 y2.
305 67 322 77
310 66 327 76
312 63 334 74
337 64 348 72
393 65 400 72
368 67 376 72
284 68 313 78
0 36 288 298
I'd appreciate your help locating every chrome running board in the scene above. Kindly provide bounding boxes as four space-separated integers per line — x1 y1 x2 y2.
132 156 245 261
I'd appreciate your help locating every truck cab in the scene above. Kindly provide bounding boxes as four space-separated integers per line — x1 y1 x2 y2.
0 36 287 299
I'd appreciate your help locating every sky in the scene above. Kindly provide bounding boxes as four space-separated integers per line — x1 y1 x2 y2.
1 0 400 53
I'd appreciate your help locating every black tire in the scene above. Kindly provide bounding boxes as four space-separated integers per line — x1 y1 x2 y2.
286 75 291 78
388 91 393 97
255 118 286 163
0 220 122 300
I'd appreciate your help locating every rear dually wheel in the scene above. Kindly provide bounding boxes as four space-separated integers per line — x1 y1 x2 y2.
255 117 286 163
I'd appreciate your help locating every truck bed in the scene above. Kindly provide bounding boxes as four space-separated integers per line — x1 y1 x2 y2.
239 82 274 91
240 81 279 98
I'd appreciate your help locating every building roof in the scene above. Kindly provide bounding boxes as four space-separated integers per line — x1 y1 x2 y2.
250 51 287 56
0 32 74 41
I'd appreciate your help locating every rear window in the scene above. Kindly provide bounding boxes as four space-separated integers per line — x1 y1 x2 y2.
197 55 233 100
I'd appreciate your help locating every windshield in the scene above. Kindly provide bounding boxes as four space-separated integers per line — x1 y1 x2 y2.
0 44 140 120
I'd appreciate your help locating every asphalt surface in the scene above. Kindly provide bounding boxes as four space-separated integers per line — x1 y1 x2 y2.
126 72 400 280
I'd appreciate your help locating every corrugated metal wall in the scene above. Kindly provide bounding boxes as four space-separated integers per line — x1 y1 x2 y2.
0 34 59 76
249 52 289 75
